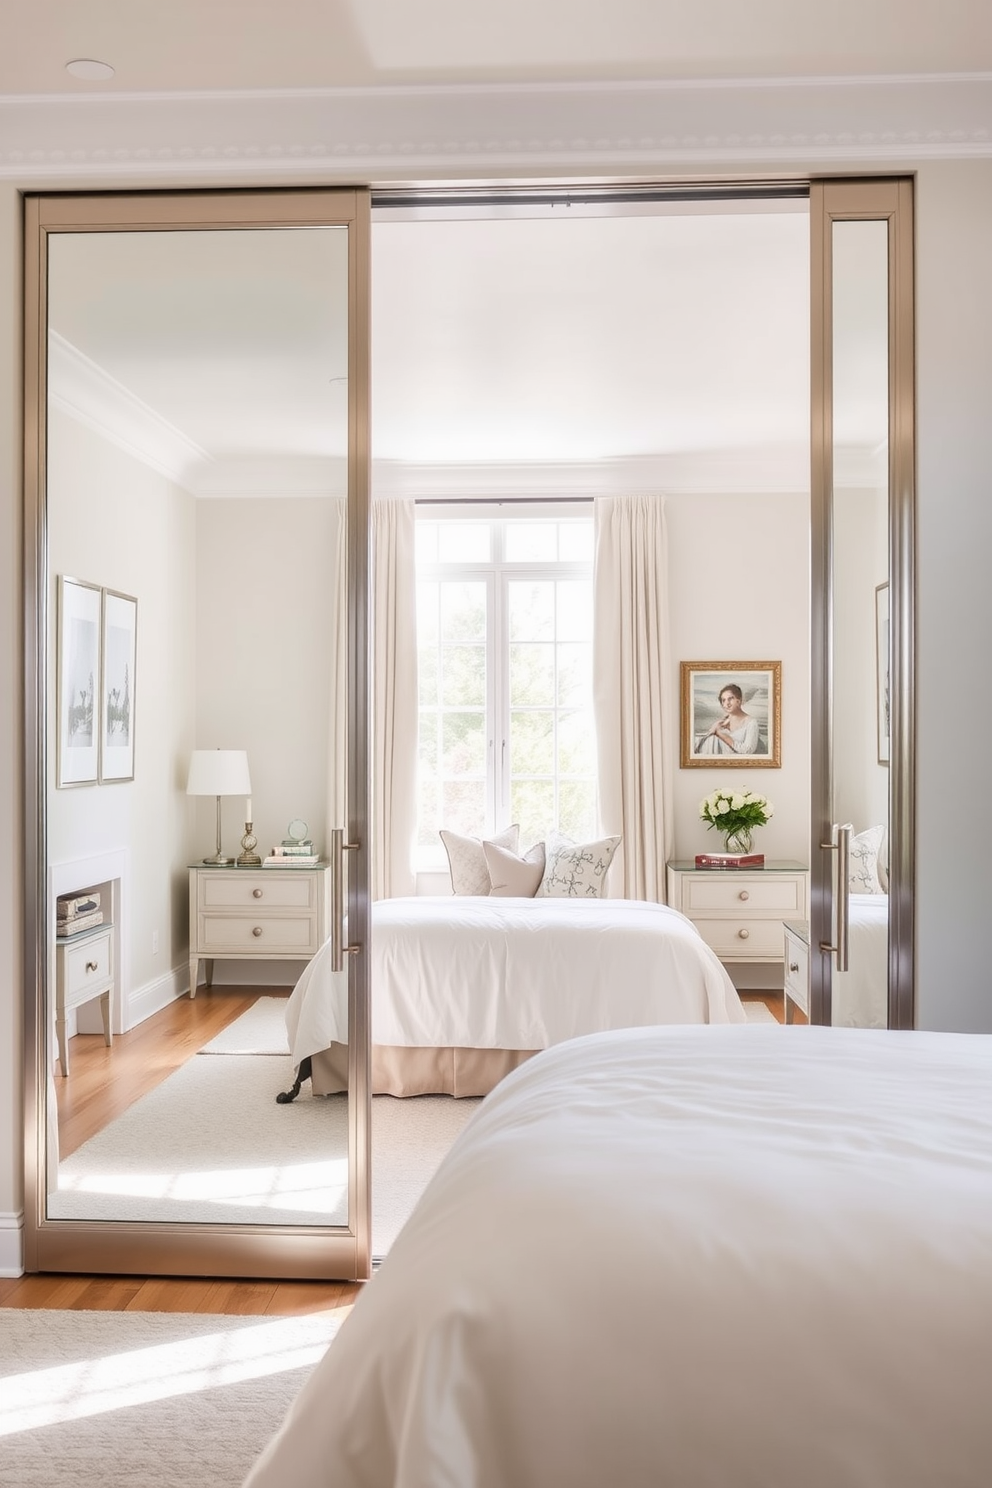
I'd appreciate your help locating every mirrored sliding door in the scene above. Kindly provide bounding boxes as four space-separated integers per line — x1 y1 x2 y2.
810 179 915 1029
24 190 372 1279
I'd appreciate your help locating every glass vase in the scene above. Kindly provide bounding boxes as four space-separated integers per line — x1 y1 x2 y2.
723 825 753 855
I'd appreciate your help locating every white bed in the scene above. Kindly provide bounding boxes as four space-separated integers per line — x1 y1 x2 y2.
284 895 744 1096
247 1023 992 1488
833 892 889 1027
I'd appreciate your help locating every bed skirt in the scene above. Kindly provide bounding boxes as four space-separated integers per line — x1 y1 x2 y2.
310 1043 539 1098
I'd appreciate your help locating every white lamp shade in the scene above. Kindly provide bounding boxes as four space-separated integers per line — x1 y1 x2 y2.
186 749 251 797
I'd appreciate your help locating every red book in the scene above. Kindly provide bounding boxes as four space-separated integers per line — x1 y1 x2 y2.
694 852 765 869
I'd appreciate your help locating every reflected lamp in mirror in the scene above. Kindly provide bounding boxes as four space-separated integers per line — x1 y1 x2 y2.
186 749 252 866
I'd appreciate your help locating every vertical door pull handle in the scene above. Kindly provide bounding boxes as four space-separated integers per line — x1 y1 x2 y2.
819 822 852 972
330 827 361 973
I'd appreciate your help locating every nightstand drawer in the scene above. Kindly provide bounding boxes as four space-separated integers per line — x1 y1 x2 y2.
680 876 804 916
784 924 810 1016
695 918 788 961
60 927 113 999
196 914 320 955
198 873 318 912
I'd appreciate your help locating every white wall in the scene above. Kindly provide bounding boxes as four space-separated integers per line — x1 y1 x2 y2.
47 408 198 1015
915 161 992 1033
194 496 339 982
667 491 811 864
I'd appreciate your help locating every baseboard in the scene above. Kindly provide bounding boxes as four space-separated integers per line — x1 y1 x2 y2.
0 1210 24 1278
125 965 188 1029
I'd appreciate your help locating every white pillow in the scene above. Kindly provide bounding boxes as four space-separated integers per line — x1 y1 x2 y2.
484 840 546 897
440 825 519 896
848 825 886 895
538 834 621 898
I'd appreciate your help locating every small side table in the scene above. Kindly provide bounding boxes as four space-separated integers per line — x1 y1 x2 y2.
783 920 809 1023
55 922 114 1076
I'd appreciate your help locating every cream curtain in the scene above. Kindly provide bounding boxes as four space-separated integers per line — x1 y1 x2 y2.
593 495 673 902
371 500 418 900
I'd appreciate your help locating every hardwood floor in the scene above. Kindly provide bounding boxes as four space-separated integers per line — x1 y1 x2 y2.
5 985 364 1315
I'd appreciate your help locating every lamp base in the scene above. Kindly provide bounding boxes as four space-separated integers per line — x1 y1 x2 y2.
202 852 234 866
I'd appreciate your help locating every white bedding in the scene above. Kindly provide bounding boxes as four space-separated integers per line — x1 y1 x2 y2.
285 894 744 1067
833 892 888 1027
246 1024 992 1488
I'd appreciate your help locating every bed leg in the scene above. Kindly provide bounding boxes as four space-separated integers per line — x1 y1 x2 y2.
276 1056 313 1104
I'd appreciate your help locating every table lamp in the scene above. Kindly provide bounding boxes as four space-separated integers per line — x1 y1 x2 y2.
186 749 252 865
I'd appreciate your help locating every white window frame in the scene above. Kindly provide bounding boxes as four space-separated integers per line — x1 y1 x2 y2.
415 502 594 867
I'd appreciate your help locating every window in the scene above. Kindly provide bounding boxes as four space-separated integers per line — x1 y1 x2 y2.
416 508 595 859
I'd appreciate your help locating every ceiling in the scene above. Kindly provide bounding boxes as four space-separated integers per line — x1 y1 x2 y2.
3 1 991 94
45 197 887 499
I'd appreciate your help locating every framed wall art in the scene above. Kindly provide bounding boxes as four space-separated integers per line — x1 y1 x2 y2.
100 588 137 783
875 582 890 766
56 576 102 788
680 660 782 768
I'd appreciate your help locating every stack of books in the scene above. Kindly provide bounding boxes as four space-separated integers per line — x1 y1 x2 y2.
56 891 105 937
694 852 765 869
263 842 320 867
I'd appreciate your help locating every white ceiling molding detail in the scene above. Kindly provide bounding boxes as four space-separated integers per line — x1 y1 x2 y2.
48 330 211 490
3 72 991 182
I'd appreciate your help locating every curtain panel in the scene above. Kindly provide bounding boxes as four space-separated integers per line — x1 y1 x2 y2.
371 500 418 900
593 495 673 902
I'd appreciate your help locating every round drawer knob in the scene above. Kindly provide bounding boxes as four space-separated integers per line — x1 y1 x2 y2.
252 888 263 899
252 926 263 938
737 928 750 940
789 962 800 973
738 890 750 901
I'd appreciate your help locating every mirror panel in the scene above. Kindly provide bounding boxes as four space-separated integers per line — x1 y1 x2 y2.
24 191 371 1279
830 217 890 1028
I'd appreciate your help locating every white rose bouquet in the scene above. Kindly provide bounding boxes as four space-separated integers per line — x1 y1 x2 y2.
699 787 773 853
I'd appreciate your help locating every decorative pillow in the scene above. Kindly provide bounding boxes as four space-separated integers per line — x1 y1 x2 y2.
484 840 546 897
538 834 621 898
848 824 886 895
440 825 519 896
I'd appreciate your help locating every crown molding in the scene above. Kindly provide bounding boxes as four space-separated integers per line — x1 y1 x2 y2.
2 72 990 184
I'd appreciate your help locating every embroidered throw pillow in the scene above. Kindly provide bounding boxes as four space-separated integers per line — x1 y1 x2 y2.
538 834 621 898
440 825 520 896
848 824 886 895
484 840 546 897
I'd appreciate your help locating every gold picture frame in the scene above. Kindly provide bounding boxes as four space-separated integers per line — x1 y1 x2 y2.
680 660 782 768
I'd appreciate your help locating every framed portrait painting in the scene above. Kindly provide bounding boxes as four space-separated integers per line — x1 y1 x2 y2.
875 582 890 766
680 660 782 768
56 576 101 788
100 588 137 783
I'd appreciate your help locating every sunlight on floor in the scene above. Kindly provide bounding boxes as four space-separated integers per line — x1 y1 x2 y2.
56 1158 349 1215
0 1312 343 1438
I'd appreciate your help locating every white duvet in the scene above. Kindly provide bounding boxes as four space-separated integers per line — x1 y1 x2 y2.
285 894 744 1066
246 1024 992 1488
833 892 889 1027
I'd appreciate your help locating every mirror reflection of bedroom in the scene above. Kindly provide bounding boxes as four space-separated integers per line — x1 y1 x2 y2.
44 189 890 1263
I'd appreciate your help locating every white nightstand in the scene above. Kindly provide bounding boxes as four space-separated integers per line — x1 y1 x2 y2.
666 860 809 973
783 920 810 1022
188 863 331 996
55 922 114 1076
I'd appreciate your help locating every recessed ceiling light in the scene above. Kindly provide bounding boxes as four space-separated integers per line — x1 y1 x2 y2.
65 58 115 82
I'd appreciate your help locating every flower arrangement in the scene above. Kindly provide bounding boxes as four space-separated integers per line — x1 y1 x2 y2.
699 787 774 854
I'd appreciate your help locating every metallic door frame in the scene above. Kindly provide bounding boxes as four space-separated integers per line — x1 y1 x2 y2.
22 188 373 1280
809 178 916 1030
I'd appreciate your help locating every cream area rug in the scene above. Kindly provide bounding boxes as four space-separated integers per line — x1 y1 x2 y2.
0 1307 342 1487
741 998 779 1025
198 996 291 1055
51 1042 478 1252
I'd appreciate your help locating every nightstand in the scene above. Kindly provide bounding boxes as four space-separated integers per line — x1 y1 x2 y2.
188 863 331 996
783 920 810 1022
666 860 809 972
55 922 114 1076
